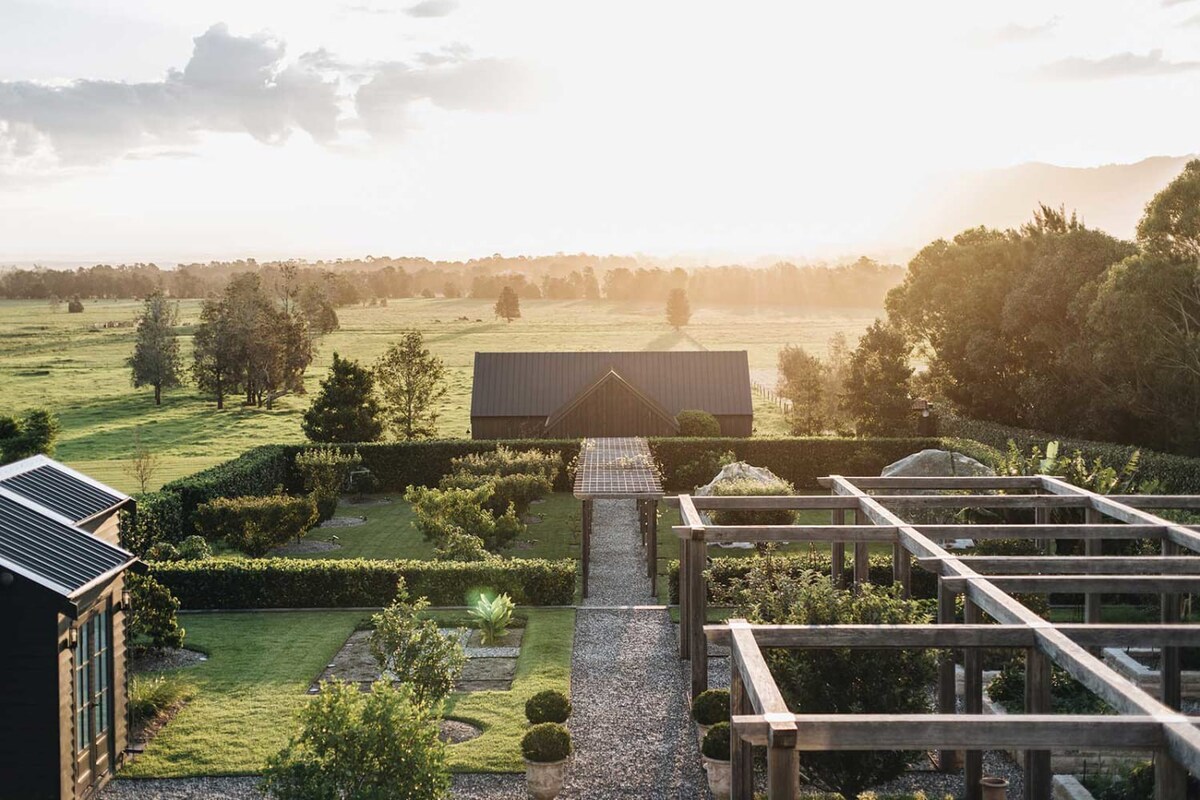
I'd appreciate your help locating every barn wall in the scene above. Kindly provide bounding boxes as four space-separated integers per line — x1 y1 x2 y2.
0 578 63 800
471 417 548 440
545 380 678 439
716 415 753 437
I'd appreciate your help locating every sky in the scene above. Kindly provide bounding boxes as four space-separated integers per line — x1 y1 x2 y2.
0 0 1198 263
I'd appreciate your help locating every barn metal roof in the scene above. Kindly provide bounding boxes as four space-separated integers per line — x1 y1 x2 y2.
0 488 134 598
0 455 127 523
471 351 753 418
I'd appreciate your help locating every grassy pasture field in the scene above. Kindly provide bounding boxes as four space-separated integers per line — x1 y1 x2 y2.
0 297 878 492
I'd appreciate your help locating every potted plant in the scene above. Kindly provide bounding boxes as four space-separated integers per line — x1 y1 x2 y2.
526 689 572 724
691 689 730 741
522 722 571 800
701 722 731 799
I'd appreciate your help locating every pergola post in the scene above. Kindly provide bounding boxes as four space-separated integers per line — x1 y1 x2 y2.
937 578 959 772
853 507 869 587
831 507 846 588
1155 751 1188 800
581 498 593 599
964 599 984 800
730 661 754 800
1023 648 1052 800
689 534 708 697
679 537 690 659
1162 539 1182 710
647 499 658 590
893 541 911 597
1084 507 1103 625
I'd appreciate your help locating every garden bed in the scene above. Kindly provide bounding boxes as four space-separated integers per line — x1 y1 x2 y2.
1103 647 1200 699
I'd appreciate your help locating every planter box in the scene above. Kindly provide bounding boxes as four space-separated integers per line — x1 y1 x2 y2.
1103 648 1200 699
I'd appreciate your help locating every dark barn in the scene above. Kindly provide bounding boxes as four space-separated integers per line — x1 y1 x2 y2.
470 351 753 439
0 457 136 800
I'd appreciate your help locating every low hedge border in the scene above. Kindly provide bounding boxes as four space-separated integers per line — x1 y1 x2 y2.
149 557 576 609
940 412 1200 493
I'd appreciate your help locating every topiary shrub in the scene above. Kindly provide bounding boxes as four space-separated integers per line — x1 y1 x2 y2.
260 680 449 800
677 409 722 438
438 471 553 519
176 534 212 561
525 689 572 724
404 484 524 553
127 572 185 654
449 445 562 482
521 722 571 763
691 689 730 726
295 446 362 522
193 493 319 556
701 721 730 760
432 530 495 562
707 476 797 527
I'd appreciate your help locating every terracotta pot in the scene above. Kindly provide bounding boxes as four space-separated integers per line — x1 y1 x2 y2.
525 757 568 800
980 776 1009 800
703 755 731 799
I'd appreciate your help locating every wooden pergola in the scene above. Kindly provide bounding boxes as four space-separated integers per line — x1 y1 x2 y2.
668 474 1200 800
572 437 663 598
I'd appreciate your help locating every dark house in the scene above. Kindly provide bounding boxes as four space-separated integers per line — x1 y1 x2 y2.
0 456 136 800
470 351 753 439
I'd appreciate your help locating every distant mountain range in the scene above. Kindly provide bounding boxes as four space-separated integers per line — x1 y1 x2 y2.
898 154 1197 247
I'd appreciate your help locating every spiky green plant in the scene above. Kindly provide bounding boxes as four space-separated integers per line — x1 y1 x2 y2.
470 593 515 645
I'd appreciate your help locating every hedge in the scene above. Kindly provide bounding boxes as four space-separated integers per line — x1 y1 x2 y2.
160 445 293 517
666 553 938 604
940 412 1200 493
148 557 576 608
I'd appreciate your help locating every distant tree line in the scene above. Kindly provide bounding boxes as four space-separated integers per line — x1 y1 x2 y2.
0 254 902 311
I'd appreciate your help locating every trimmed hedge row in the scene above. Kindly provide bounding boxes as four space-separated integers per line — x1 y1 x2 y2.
149 557 576 609
940 413 1200 493
666 553 938 604
160 445 294 517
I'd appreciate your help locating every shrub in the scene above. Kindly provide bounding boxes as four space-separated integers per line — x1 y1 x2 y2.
127 572 185 654
521 722 571 763
449 445 562 482
432 530 495 562
176 534 212 560
370 581 466 708
295 446 363 522
707 476 797 526
986 655 1110 715
470 592 515 644
677 410 722 438
439 470 553 519
129 674 197 728
691 689 730 726
162 445 294 518
121 490 184 554
260 680 449 800
405 484 524 552
67 295 84 312
148 557 576 608
193 493 318 556
700 721 730 760
1085 762 1156 800
723 561 936 800
145 541 181 561
525 689 572 724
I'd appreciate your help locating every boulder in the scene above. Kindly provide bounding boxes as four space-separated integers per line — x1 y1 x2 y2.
696 461 790 549
882 448 994 479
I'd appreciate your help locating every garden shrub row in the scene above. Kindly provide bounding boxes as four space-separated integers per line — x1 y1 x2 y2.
665 553 939 604
148 557 576 608
940 412 1200 493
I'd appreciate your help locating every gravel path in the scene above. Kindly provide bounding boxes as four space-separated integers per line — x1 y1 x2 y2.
563 499 710 798
101 775 527 799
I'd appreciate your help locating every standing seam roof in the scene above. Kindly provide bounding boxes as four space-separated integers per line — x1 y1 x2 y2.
0 459 126 522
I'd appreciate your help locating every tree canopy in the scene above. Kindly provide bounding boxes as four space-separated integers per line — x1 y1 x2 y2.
374 332 447 440
128 289 183 405
302 353 383 443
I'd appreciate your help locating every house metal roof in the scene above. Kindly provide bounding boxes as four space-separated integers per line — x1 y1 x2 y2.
0 488 133 598
0 455 127 523
471 351 753 418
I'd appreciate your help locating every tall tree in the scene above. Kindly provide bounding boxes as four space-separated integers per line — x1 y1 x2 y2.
303 353 384 443
128 289 183 405
1137 158 1200 262
375 332 447 440
298 282 339 335
494 285 521 323
665 288 691 329
841 320 913 436
0 409 61 465
776 344 828 435
192 295 240 409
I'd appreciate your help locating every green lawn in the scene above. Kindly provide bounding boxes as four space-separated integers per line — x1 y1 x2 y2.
121 608 575 777
292 492 581 561
0 297 876 492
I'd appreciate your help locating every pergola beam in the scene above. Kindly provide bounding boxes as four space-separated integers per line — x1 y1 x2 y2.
922 555 1200 574
940 574 1200 594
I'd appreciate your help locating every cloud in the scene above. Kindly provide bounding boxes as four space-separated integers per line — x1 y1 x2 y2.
987 18 1059 43
1162 0 1196 6
0 23 540 167
0 24 339 164
405 0 458 17
1183 12 1200 25
356 57 539 138
1037 49 1200 80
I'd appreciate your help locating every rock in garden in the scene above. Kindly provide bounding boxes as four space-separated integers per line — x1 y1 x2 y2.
882 448 994 478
